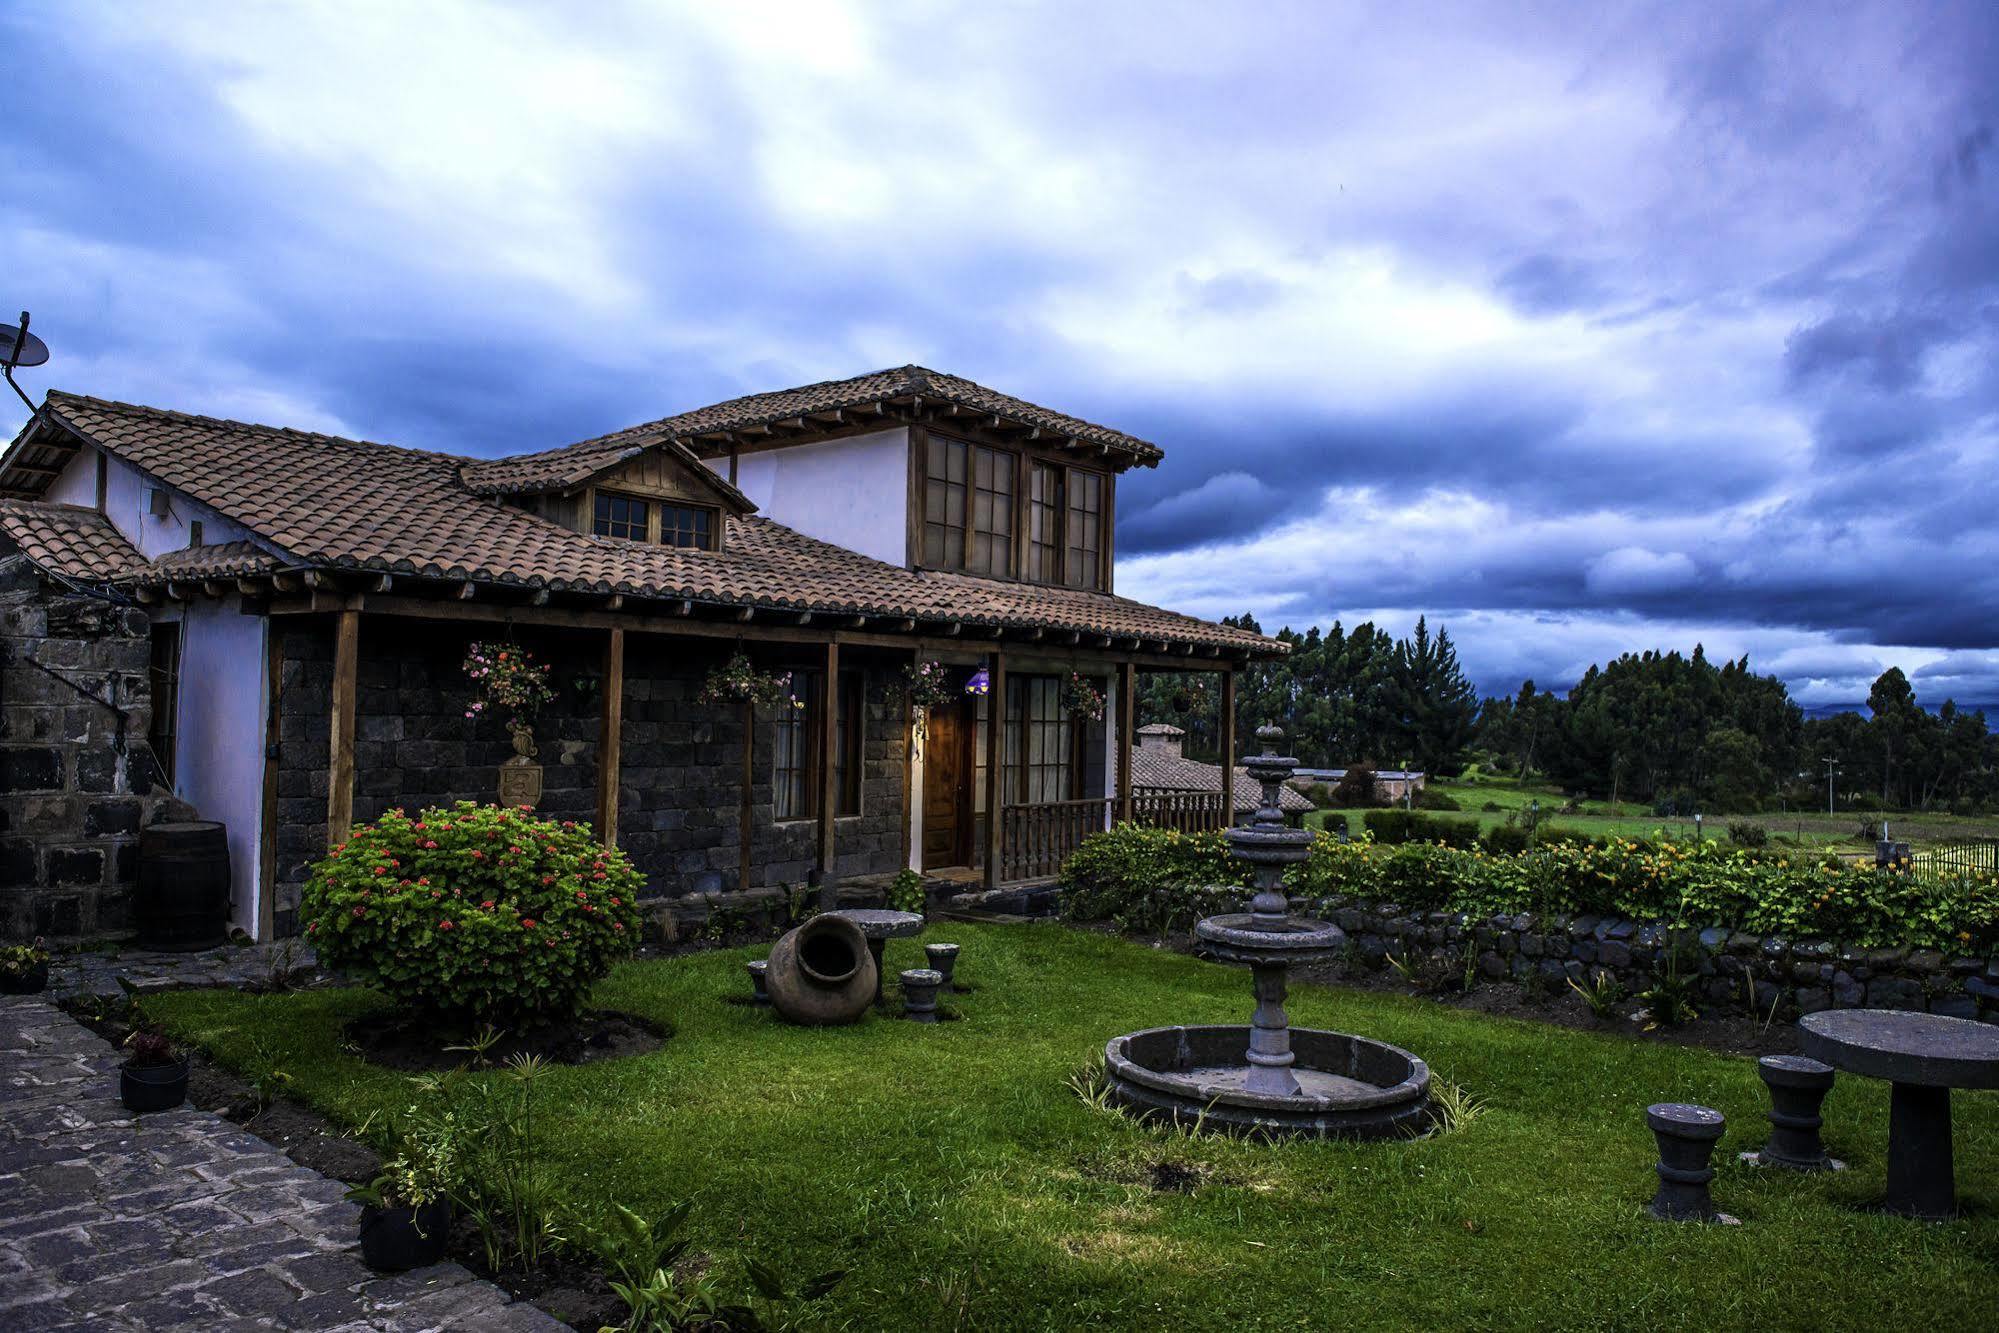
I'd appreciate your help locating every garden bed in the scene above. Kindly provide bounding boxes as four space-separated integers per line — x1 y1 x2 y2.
143 922 1997 1330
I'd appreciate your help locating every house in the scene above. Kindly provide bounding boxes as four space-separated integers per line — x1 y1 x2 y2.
0 366 1284 940
1130 723 1314 826
1291 767 1428 804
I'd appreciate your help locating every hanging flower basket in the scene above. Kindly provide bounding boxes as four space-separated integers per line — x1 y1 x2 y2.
1171 678 1212 715
699 652 800 713
462 642 554 728
902 659 956 741
1061 672 1106 723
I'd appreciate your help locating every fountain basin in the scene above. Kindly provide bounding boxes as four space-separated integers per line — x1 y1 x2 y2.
1104 1024 1432 1139
1194 912 1344 966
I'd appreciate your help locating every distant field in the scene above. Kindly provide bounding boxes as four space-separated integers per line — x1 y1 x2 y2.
1305 770 1999 851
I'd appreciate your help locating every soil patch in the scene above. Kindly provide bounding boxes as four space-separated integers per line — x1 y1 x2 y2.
343 1009 669 1072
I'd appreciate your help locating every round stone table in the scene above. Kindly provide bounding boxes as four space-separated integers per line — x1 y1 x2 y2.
826 909 925 1007
1798 1008 1999 1218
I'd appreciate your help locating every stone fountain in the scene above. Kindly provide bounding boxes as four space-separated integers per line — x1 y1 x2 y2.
1102 726 1432 1138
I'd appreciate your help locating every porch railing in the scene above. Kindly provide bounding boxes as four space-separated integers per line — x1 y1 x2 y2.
1130 789 1229 833
1907 838 1999 881
999 798 1111 883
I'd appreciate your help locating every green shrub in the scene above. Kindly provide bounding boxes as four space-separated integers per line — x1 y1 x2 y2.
1415 788 1462 811
1329 767 1380 808
1060 823 1247 933
303 802 644 1024
1482 825 1531 856
1062 825 1999 953
1727 821 1769 848
1364 809 1480 848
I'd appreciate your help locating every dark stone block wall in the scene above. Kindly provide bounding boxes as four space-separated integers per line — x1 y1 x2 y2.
0 546 177 940
273 615 908 934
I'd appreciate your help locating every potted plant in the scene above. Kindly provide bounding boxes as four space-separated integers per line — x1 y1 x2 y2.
901 659 956 741
1060 672 1106 723
119 1030 190 1113
698 651 798 712
350 1123 459 1272
0 937 50 994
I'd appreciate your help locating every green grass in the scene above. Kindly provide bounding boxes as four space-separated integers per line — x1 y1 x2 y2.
1311 771 1999 851
147 924 1997 1331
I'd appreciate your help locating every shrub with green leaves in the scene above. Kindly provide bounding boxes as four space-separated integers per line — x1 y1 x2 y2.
302 802 644 1024
1063 824 1999 953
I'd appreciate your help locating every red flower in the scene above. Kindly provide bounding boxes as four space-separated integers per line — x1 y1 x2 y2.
612 921 624 932
481 900 495 910
352 906 366 917
522 919 537 929
471 850 485 861
439 920 454 930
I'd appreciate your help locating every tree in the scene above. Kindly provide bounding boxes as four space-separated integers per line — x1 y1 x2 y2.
1392 617 1479 778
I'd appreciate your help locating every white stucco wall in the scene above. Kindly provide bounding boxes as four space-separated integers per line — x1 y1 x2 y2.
711 427 909 565
47 447 257 558
168 597 269 938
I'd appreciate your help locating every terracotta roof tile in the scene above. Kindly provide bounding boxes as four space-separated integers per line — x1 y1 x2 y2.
0 499 146 580
464 365 1162 496
16 391 1275 655
1131 746 1315 813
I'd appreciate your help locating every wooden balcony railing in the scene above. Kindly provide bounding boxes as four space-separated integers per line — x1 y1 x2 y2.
1130 789 1229 833
999 797 1111 884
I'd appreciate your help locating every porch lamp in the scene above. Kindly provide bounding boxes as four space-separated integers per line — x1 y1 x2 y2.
965 666 991 696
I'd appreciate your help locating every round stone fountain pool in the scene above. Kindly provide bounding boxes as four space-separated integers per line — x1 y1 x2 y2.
1104 1024 1432 1138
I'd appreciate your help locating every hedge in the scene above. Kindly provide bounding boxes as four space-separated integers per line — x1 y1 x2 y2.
1060 825 1999 953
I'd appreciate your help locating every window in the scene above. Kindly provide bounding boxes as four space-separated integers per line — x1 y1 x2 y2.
148 622 182 787
1006 675 1075 803
923 436 969 567
659 503 717 550
1027 462 1062 583
1065 469 1104 589
924 436 1015 577
773 670 864 820
594 492 650 541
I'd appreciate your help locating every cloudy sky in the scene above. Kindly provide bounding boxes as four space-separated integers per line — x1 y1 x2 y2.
4 2 1996 709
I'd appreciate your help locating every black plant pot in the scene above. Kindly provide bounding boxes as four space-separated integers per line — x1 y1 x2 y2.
0 963 48 995
120 1056 190 1113
358 1199 453 1272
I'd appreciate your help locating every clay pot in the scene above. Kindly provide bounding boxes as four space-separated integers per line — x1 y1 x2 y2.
766 915 877 1026
358 1199 453 1272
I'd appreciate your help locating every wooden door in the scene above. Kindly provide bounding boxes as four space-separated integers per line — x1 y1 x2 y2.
922 702 969 869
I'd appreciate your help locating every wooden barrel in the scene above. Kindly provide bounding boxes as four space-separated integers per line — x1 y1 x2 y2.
136 822 230 951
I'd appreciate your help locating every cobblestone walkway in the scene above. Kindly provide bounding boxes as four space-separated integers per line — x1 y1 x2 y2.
0 995 562 1331
49 939 326 1003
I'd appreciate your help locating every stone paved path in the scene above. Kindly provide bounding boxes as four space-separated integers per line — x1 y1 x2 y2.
49 939 326 1003
0 994 563 1331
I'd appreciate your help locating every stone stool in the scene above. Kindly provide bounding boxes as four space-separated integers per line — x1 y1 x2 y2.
746 959 770 1006
900 968 944 1022
1744 1055 1841 1171
1647 1103 1734 1223
925 942 960 990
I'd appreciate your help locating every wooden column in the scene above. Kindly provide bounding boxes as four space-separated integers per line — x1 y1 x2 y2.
326 608 359 846
1116 661 1135 825
816 641 839 880
1218 668 1237 829
595 628 624 846
983 651 1006 888
259 626 284 939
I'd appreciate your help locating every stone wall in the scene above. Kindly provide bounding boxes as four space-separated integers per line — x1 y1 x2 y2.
1322 898 1999 1021
272 616 908 934
0 547 175 940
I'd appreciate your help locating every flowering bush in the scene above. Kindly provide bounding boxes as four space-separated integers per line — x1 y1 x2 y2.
302 803 644 1024
698 652 798 711
1060 672 1106 723
1062 824 1999 952
901 659 956 711
462 642 554 725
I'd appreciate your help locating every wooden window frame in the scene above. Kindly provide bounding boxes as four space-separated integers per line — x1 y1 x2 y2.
658 501 719 551
773 668 864 822
593 490 653 542
1003 673 1085 805
595 488 720 550
912 429 1110 591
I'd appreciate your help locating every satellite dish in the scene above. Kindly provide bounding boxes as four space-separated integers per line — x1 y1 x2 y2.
1 315 49 368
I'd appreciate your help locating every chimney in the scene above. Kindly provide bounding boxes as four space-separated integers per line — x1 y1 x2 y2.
1136 724 1185 758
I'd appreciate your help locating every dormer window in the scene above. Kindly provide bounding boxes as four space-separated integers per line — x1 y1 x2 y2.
593 490 720 550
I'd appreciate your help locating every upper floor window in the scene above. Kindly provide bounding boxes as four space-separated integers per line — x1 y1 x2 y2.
594 491 719 550
594 492 650 541
660 503 717 550
922 434 1107 588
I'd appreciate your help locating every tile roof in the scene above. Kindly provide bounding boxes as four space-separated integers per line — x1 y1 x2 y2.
1131 746 1316 814
8 393 1277 656
463 365 1162 496
0 499 146 580
460 431 755 509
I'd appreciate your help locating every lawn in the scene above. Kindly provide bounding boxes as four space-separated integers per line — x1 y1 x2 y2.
1311 770 1999 853
148 923 1997 1331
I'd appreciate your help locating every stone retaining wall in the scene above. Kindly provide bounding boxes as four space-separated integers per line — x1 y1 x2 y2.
0 547 178 940
1321 898 1999 1020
